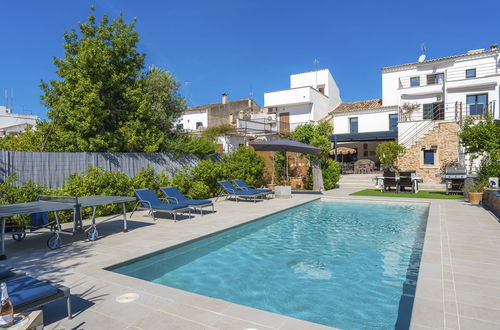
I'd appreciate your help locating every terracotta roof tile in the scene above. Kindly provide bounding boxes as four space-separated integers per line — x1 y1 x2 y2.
331 99 385 114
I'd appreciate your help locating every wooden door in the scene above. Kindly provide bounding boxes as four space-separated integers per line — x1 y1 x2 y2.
279 112 290 133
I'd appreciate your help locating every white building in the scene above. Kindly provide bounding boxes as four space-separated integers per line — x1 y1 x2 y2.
330 99 398 163
264 69 342 132
0 106 39 137
330 45 500 181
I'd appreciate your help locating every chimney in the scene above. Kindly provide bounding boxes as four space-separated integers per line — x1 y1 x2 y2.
490 43 498 50
221 93 228 104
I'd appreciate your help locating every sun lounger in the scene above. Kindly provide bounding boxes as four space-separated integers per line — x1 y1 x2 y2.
217 181 264 203
232 179 274 198
160 187 214 216
7 275 71 319
132 189 191 221
0 266 25 281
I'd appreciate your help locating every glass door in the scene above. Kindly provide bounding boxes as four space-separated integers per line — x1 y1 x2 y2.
466 94 488 116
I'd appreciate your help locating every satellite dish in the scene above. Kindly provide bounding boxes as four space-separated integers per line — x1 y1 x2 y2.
418 54 426 62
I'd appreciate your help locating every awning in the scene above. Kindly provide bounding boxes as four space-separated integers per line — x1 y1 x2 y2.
250 139 322 155
329 130 398 142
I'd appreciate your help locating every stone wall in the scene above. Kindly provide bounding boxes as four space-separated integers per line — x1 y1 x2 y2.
397 121 460 182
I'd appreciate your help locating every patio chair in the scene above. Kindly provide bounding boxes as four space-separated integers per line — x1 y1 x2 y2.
132 189 191 221
232 179 274 198
382 171 398 192
217 181 263 203
398 171 416 193
7 275 71 319
160 186 214 216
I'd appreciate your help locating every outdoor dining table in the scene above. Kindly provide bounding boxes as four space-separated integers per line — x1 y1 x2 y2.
375 176 423 193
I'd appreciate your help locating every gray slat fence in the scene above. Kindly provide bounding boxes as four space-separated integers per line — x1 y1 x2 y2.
0 150 208 189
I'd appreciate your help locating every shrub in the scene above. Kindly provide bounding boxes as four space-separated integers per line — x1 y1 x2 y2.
376 142 406 169
0 174 52 225
188 181 211 199
322 158 341 190
221 147 265 187
477 150 500 183
171 167 194 194
129 165 165 194
63 166 131 217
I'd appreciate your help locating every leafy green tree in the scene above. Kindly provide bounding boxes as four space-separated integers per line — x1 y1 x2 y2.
292 122 340 190
140 66 186 136
376 141 406 169
40 8 146 151
460 116 499 156
460 116 500 181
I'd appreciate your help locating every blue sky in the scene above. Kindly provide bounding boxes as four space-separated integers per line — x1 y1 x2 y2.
1 0 499 119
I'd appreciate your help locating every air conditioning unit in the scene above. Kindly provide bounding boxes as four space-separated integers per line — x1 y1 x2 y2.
266 114 277 121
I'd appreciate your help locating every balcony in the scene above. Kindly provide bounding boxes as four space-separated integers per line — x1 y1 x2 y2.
398 101 497 123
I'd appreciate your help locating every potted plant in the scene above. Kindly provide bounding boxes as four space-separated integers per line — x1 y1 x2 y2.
463 179 486 205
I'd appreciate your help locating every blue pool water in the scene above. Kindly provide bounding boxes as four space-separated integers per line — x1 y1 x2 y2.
110 199 429 329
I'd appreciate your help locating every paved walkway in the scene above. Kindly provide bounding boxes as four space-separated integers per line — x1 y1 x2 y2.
1 175 498 330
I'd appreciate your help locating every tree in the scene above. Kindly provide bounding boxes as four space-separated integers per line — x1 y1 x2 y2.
376 141 406 169
460 116 500 181
141 66 186 135
292 122 340 190
0 7 187 153
459 116 499 156
39 8 146 151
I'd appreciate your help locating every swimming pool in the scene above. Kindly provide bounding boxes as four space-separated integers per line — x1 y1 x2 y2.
110 199 429 329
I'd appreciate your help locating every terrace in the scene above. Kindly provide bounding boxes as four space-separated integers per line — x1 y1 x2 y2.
1 175 498 329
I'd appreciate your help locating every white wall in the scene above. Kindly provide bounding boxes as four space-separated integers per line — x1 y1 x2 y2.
290 69 342 110
217 135 246 154
333 108 398 134
0 109 39 136
382 50 500 120
277 104 312 131
177 110 208 131
264 69 342 131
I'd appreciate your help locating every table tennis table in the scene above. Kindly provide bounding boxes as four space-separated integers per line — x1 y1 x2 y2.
0 195 136 259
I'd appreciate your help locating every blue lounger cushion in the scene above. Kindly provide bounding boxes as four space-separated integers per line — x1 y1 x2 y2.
7 276 59 307
0 267 16 280
134 189 189 210
160 187 212 206
233 179 272 193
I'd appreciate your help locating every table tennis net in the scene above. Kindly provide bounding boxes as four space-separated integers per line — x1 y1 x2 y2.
37 195 79 204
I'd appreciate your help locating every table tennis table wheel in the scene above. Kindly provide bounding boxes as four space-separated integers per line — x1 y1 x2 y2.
87 228 98 242
12 231 26 242
47 234 62 250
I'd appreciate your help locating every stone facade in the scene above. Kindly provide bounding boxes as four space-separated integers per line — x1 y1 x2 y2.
397 122 460 182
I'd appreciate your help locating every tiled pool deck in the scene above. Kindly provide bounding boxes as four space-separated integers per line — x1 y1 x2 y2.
2 176 498 329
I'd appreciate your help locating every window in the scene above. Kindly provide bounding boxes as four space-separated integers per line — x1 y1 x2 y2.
466 69 476 79
427 73 444 85
423 150 435 165
423 102 444 120
176 123 184 130
466 94 488 116
410 77 420 87
389 114 398 131
363 143 368 150
349 117 358 133
363 151 369 157
196 122 203 129
318 85 325 94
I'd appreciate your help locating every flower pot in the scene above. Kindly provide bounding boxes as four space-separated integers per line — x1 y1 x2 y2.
468 192 483 205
